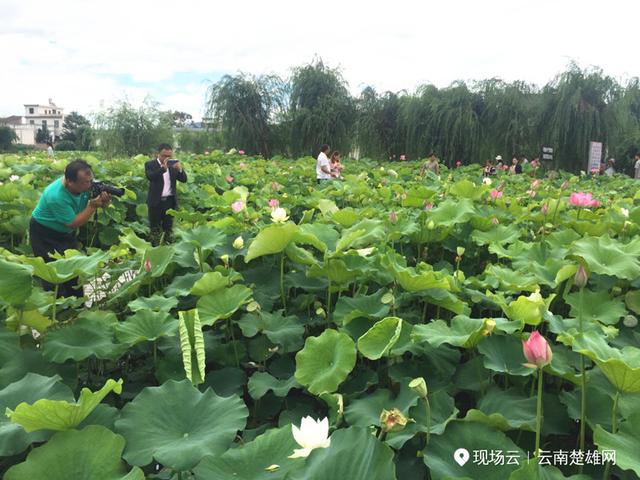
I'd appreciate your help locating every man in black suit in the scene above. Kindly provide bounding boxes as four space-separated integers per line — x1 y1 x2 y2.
145 143 187 245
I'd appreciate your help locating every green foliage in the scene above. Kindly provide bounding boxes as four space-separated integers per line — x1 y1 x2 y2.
60 111 94 150
94 98 173 157
0 126 18 151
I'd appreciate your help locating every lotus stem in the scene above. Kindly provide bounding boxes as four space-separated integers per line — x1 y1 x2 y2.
52 284 59 322
602 390 620 480
578 287 586 457
534 368 543 456
280 253 286 314
425 396 431 446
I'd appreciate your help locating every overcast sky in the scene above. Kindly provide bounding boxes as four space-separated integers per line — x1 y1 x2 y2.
2 0 637 121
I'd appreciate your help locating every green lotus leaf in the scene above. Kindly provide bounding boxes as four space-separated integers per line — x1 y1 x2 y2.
0 374 74 456
20 250 108 285
450 178 484 200
6 378 123 432
509 460 592 479
190 271 232 296
394 267 452 292
477 334 534 376
238 311 305 352
115 379 248 471
565 289 626 326
193 425 302 480
285 242 319 266
331 208 359 227
504 291 554 326
483 265 540 293
333 288 390 325
179 225 226 254
128 294 178 312
570 235 640 280
593 412 640 477
178 309 206 385
335 219 385 252
419 288 469 315
197 284 253 326
428 198 476 227
0 258 32 307
42 315 126 362
463 388 536 431
307 258 360 284
344 385 419 427
165 272 204 296
295 329 357 395
424 420 525 479
357 316 403 360
625 290 640 315
4 425 144 480
317 198 339 215
247 372 300 400
6 308 53 333
561 331 640 393
296 223 338 252
115 310 178 346
142 245 175 277
411 315 491 348
245 223 299 262
471 224 521 246
119 228 151 254
288 427 396 480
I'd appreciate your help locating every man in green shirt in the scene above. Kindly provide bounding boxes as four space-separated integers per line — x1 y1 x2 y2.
30 159 111 297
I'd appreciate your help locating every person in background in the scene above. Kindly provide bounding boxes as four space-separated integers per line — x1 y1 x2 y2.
495 155 504 170
510 157 522 174
604 158 616 176
47 142 54 159
420 152 440 176
482 160 496 177
30 159 111 297
316 144 332 184
145 143 187 246
634 153 640 179
330 151 343 179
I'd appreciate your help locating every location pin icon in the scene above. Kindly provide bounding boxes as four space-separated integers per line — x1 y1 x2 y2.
454 448 470 467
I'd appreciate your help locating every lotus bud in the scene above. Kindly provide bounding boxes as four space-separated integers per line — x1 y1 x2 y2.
143 259 152 273
491 217 499 225
456 246 465 257
226 175 234 183
246 300 260 312
623 315 638 328
380 408 409 433
574 265 588 289
233 236 244 249
408 377 428 399
522 331 553 369
621 208 629 218
541 203 549 215
220 254 229 267
482 319 496 336
427 220 435 230
389 211 398 224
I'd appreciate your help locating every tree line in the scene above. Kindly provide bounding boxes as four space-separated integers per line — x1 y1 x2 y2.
206 60 640 172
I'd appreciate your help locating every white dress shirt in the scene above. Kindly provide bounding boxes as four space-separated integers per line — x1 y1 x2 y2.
158 159 172 197
316 152 331 179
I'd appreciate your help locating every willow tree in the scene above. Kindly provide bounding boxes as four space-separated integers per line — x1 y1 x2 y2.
609 78 640 169
540 64 622 171
289 60 355 157
356 88 403 159
206 73 288 157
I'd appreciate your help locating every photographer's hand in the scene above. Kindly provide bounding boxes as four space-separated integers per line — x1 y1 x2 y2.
172 161 183 172
99 192 112 207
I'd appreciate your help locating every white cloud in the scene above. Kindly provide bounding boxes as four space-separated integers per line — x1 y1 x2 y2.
2 0 638 120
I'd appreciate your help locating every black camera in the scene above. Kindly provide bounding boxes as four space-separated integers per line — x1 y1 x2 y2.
91 181 125 197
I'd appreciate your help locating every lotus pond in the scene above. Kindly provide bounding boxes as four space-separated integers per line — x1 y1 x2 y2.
1 151 640 480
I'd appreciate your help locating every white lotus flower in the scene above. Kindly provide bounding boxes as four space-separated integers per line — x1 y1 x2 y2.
9 175 19 182
356 247 375 257
621 208 629 218
482 177 492 185
232 236 244 249
289 416 331 458
271 207 289 223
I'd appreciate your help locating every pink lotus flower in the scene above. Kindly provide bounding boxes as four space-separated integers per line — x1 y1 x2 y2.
268 198 279 209
491 217 499 225
143 259 152 273
531 179 541 189
226 175 234 183
541 203 549 215
239 150 245 155
560 180 569 190
389 211 398 224
239 162 247 169
490 189 503 199
522 331 553 369
424 202 434 210
231 201 245 213
568 192 600 208
399 154 406 161
456 160 462 167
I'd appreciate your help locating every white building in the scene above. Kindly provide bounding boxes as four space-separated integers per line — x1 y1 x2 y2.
0 99 65 145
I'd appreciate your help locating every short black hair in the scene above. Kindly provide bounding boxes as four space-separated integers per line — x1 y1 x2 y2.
320 144 330 153
65 159 92 182
157 143 173 152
